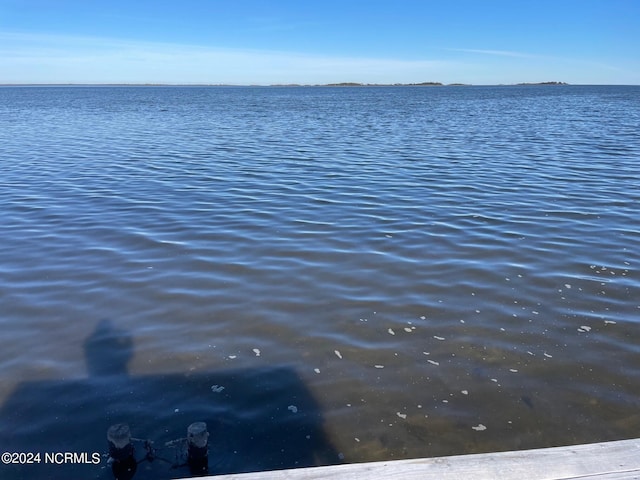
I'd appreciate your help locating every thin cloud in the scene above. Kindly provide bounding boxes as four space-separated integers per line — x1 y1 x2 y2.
5 32 632 85
0 31 456 84
447 48 540 59
449 46 629 74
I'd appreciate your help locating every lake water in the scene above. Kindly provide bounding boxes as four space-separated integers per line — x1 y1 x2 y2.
0 85 639 479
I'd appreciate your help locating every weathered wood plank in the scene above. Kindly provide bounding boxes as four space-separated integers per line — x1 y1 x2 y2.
198 438 640 480
577 472 640 480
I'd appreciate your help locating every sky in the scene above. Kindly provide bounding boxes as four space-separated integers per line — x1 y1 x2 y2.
1 0 639 85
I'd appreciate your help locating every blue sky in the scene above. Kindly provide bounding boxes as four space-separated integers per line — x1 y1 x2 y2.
1 0 638 85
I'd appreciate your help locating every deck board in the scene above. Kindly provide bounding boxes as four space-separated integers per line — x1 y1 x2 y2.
198 438 640 480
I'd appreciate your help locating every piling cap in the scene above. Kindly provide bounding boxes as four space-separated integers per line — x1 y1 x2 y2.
187 422 209 448
107 423 132 449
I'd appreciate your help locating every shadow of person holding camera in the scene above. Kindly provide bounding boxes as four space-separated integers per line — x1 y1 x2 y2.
0 319 340 480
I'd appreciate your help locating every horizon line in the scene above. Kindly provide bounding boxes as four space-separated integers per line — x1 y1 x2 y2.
4 81 636 87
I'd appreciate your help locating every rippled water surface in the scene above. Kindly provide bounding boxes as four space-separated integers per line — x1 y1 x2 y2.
1 85 639 479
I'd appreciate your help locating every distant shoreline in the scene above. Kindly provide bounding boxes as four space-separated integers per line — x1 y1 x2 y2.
0 81 577 87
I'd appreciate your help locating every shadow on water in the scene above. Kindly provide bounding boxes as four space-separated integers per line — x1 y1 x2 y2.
0 320 340 479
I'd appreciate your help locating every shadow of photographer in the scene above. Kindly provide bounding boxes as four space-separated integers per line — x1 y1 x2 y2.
0 320 340 480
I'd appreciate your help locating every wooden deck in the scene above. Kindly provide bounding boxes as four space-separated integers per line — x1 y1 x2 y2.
200 438 640 480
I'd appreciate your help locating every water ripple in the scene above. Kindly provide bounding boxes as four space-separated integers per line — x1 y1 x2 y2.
0 86 639 472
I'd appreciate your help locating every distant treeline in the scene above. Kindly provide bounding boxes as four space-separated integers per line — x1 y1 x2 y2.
516 81 568 85
323 82 445 87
